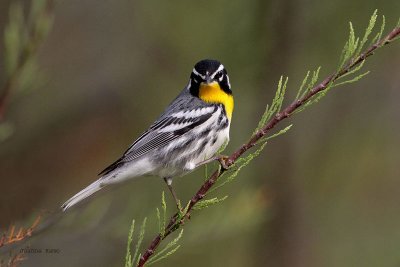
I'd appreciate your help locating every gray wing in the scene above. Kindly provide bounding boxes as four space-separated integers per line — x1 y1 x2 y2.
99 95 216 176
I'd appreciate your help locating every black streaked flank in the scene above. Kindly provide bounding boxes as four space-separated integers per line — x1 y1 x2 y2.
173 113 211 135
200 127 212 137
197 139 209 155
211 137 218 145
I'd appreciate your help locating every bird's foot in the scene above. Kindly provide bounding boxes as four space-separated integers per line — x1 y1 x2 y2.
215 155 231 170
196 154 231 169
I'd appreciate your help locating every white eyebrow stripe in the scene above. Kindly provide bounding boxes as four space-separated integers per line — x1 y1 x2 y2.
210 64 225 79
192 68 206 80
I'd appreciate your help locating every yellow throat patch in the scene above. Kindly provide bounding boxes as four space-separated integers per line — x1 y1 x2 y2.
198 81 234 120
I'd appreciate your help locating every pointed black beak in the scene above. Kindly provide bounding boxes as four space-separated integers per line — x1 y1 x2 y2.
205 74 214 84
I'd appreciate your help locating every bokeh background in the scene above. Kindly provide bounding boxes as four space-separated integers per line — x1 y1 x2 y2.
0 0 399 266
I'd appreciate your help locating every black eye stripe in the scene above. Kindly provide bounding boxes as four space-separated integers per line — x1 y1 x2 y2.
191 72 203 81
219 74 232 92
214 72 222 78
191 66 225 80
191 71 229 87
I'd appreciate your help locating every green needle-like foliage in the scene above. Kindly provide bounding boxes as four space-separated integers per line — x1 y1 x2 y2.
356 10 378 56
125 218 148 267
126 10 400 266
253 76 288 135
125 220 135 267
146 229 184 266
193 196 228 211
134 218 147 266
155 191 167 237
161 192 167 237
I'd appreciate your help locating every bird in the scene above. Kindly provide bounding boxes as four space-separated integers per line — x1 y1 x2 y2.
61 59 234 211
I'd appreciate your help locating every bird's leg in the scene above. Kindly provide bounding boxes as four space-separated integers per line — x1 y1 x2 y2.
196 155 231 170
163 177 181 210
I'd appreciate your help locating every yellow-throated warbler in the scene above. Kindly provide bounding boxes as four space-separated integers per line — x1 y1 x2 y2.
62 59 233 211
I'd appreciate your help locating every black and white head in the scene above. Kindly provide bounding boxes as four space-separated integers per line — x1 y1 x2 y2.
188 59 232 97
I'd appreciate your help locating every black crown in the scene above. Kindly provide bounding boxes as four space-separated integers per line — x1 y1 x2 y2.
193 59 222 75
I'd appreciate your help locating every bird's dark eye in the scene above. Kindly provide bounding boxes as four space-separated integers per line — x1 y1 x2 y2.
214 72 223 81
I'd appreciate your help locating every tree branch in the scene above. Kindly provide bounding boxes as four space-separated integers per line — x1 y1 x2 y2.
136 24 399 267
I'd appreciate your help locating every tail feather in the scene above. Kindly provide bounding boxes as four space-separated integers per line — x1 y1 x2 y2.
61 179 103 211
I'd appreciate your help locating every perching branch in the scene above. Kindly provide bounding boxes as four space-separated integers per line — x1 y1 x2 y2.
136 22 400 267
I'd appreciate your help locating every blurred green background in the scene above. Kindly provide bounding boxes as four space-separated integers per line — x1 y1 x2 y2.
0 0 399 266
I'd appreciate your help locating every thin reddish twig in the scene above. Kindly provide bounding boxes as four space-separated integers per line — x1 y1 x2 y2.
0 215 41 248
137 27 400 267
137 25 400 267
